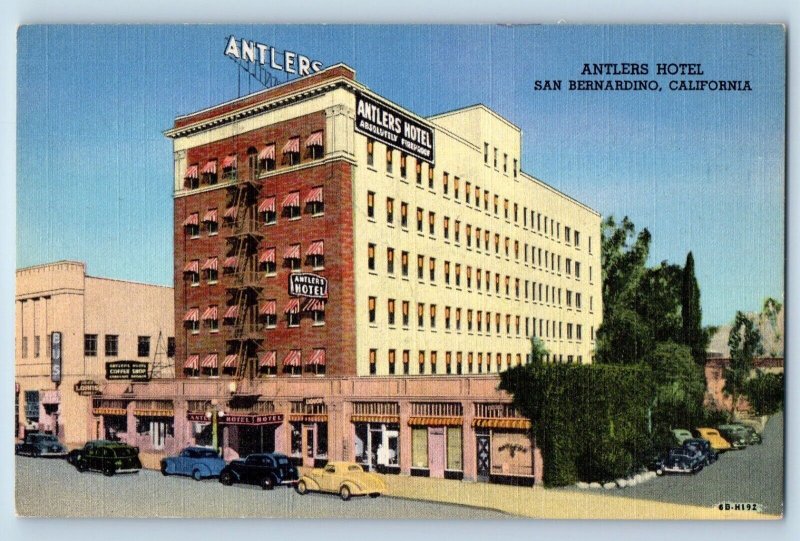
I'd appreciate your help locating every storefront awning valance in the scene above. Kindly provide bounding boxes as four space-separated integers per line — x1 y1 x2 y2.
283 349 302 367
201 306 218 321
258 144 275 161
184 355 199 369
184 165 199 179
93 407 127 416
351 414 400 424
304 187 323 204
282 192 300 208
201 354 218 368
282 137 300 154
221 155 237 169
260 300 277 316
223 355 239 368
259 351 277 368
182 213 199 227
289 413 327 423
259 248 276 264
308 349 326 366
259 196 276 213
183 308 199 322
223 305 239 319
201 257 218 271
134 409 174 417
408 416 463 427
472 418 532 430
305 131 323 147
306 240 324 256
202 209 218 223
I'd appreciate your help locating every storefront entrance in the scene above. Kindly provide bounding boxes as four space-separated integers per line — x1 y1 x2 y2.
291 421 328 467
476 431 491 481
354 422 399 473
237 424 278 456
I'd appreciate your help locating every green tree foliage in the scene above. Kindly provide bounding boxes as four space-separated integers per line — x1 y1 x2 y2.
600 216 651 313
500 363 655 486
681 252 709 365
743 370 784 415
724 311 764 415
759 297 783 357
635 262 684 344
529 336 548 363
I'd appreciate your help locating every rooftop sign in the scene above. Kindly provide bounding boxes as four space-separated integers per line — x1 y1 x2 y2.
224 35 324 77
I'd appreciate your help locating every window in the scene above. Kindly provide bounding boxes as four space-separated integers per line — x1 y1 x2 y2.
503 153 508 173
567 323 574 340
417 207 424 232
575 262 581 278
442 172 449 194
402 301 410 327
428 211 435 236
466 181 471 204
418 351 425 374
403 350 410 374
576 293 582 309
287 310 300 328
401 202 408 228
284 192 301 219
493 147 498 168
367 139 374 166
454 220 460 243
494 194 499 215
105 335 118 357
446 352 452 374
429 257 436 281
400 153 407 178
428 166 434 190
167 337 175 358
445 306 451 329
417 303 425 328
287 244 301 271
206 213 218 235
387 299 396 326
443 217 450 239
367 191 375 219
431 351 438 374
430 305 437 328
137 336 150 358
565 226 572 244
307 187 324 215
454 177 460 199
513 158 518 178
444 261 451 285
483 142 489 163
369 297 376 323
456 308 462 331
312 305 325 326
466 266 472 288
264 300 277 328
387 247 395 274
504 198 509 219
467 309 473 332
566 258 572 275
401 251 409 277
263 197 277 224
567 290 573 307
577 324 583 340
386 197 394 223
368 243 376 271
388 350 396 374
369 349 377 375
574 231 581 247
84 334 98 357
466 225 472 247
417 255 424 280
455 264 461 287
386 148 393 173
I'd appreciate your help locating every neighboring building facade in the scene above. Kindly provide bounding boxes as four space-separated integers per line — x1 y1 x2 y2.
15 261 174 447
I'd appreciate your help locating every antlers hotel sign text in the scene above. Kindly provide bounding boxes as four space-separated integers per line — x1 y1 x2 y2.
224 35 324 76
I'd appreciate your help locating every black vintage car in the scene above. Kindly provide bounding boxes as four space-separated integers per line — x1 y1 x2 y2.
15 433 68 458
219 453 299 490
71 440 142 476
653 448 705 476
682 438 719 466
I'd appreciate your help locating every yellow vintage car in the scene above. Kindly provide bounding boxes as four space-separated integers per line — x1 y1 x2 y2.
296 461 387 501
694 427 732 452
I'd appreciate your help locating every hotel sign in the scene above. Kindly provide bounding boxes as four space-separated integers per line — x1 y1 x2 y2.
106 360 150 381
288 273 328 299
355 92 435 165
224 35 323 76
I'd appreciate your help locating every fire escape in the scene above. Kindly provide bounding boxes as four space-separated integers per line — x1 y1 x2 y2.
223 152 263 380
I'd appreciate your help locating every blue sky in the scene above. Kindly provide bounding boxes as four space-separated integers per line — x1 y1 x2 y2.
16 25 784 326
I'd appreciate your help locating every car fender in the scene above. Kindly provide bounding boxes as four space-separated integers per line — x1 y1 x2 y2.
192 462 212 477
342 480 364 495
299 475 322 491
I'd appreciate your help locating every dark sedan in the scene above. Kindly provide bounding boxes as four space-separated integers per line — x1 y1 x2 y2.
219 453 299 490
71 440 142 476
682 438 718 466
15 433 68 458
654 448 705 476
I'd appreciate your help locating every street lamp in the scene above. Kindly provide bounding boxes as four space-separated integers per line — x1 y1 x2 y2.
205 399 225 456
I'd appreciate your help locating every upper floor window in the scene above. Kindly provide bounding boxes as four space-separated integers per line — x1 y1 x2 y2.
306 187 324 216
84 334 98 357
387 247 395 274
259 143 276 172
260 196 277 224
138 336 150 357
282 192 300 219
367 191 375 219
306 131 324 160
400 153 407 178
307 241 325 270
221 154 237 181
105 335 119 357
400 202 408 228
368 243 376 271
483 143 489 163
183 213 200 238
367 139 374 166
386 148 393 173
386 197 394 224
203 209 218 235
184 164 199 190
283 136 301 166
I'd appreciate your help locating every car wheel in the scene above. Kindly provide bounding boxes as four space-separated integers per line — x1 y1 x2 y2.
655 468 664 476
339 485 351 501
296 480 308 495
261 476 275 490
76 459 88 473
192 469 203 481
160 461 169 476
220 472 234 486
103 464 115 477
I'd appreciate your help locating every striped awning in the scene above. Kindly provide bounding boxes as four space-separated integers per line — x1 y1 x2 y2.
221 155 237 169
260 300 277 316
184 355 199 369
201 257 218 271
223 355 239 368
223 305 239 319
224 206 238 219
308 349 326 366
289 413 328 423
282 192 300 208
472 418 532 430
304 187 323 204
93 407 127 416
303 298 325 312
283 349 302 367
305 131 323 147
201 160 217 174
184 165 199 179
282 137 300 154
258 196 276 213
183 308 199 322
201 354 218 368
284 298 300 314
351 414 400 424
182 213 199 227
284 244 301 260
306 241 324 256
202 209 218 223
134 409 174 417
201 306 218 321
183 260 199 273
223 256 238 269
259 351 277 368
408 416 463 427
259 248 276 264
258 144 276 161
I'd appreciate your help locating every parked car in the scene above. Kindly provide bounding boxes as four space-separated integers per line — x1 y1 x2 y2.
15 433 68 458
681 438 718 466
717 425 748 450
693 428 732 452
161 446 226 480
653 448 705 476
71 440 142 476
733 423 763 445
671 429 694 445
219 453 298 490
296 461 387 501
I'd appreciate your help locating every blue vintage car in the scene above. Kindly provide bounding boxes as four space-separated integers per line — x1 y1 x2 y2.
160 446 226 480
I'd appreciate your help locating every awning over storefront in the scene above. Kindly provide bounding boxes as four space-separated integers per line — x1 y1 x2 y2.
284 298 300 314
202 209 217 223
472 418 532 430
201 354 218 369
93 407 127 416
289 413 328 423
307 349 326 366
258 196 276 213
182 213 199 227
221 155 237 169
183 309 199 322
304 187 323 204
183 260 199 273
259 248 276 264
282 137 300 154
259 351 277 368
282 192 300 208
134 408 174 417
223 305 239 319
201 257 218 271
223 355 239 369
201 160 217 175
351 414 400 424
283 349 302 367
408 416 463 427
184 355 199 370
305 131 323 148
41 390 61 405
258 144 275 161
184 165 199 179
284 244 300 260
306 241 324 256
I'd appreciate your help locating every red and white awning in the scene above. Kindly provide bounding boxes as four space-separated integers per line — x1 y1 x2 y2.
283 350 302 367
201 257 218 271
259 351 277 368
201 354 218 369
303 298 325 312
260 300 277 316
305 131 323 148
201 306 218 321
258 196 276 213
304 187 323 204
182 213 199 227
308 349 326 366
223 355 239 368
284 298 300 314
183 260 199 273
184 165 199 179
224 206 238 220
306 241 324 256
259 248 276 264
184 355 199 369
258 144 276 161
284 244 301 260
223 256 238 269
202 209 218 223
223 305 239 319
282 137 300 154
183 308 199 322
221 155 237 169
201 160 217 175
282 192 300 208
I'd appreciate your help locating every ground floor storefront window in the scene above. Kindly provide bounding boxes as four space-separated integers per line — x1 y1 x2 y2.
136 416 174 450
290 421 328 467
354 422 399 474
103 415 127 441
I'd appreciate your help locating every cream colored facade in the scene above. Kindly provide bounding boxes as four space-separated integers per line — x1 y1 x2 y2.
354 104 602 376
15 261 174 446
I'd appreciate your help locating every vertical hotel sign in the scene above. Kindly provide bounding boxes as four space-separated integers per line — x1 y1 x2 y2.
51 332 62 383
355 92 435 165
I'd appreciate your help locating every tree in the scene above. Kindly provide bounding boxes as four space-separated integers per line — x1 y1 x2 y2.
681 252 708 365
529 336 549 363
759 297 783 357
743 370 784 415
724 311 764 415
634 262 683 344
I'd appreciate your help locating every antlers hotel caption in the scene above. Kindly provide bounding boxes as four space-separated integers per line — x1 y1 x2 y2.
16 63 601 485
